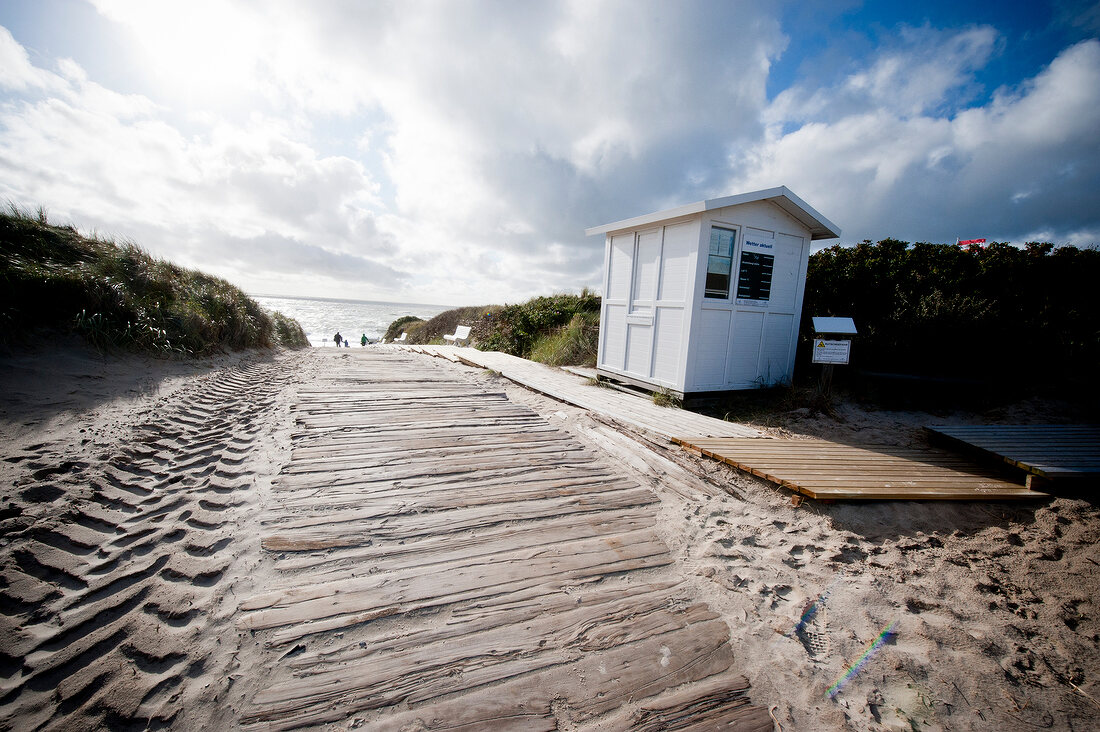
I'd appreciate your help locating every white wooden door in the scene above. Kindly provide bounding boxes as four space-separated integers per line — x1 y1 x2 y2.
727 231 805 387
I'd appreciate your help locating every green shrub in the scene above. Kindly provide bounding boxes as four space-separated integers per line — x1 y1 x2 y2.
0 204 309 354
382 315 424 342
385 291 603 362
803 240 1100 393
476 290 601 358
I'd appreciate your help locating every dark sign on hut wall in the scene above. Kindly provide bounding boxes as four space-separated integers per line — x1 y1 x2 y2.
735 239 774 305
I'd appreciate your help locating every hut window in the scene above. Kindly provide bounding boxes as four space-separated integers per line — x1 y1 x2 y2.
705 226 736 298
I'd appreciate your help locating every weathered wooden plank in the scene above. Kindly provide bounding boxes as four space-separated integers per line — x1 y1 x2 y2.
296 392 502 407
259 500 659 552
271 508 657 576
290 416 547 442
273 463 620 498
287 582 683 671
273 449 608 490
269 485 642 525
240 529 673 630
629 674 773 732
512 617 740 722
296 401 521 419
244 598 727 729
282 439 591 475
291 426 567 458
248 528 669 612
262 481 649 537
254 538 675 650
296 404 535 428
272 464 613 504
297 394 527 411
369 695 557 732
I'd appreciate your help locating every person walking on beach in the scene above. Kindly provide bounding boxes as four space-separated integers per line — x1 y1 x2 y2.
333 332 342 347
361 334 368 347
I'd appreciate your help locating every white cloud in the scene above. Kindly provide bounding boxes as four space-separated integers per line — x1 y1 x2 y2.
734 37 1100 246
0 48 397 297
2 5 1097 310
767 25 998 125
0 26 67 93
319 0 785 256
1 2 788 304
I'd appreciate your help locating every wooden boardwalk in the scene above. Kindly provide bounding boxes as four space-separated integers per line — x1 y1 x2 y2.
389 344 759 440
927 424 1100 486
389 346 1052 501
673 437 1050 500
239 350 770 730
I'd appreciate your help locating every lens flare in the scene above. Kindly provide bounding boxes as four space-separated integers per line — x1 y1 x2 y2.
826 621 898 699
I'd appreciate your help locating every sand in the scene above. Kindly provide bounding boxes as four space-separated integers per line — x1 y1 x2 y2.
0 342 310 729
1 344 1098 730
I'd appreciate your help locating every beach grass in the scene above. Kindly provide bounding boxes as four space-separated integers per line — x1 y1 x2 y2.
0 203 309 355
528 311 599 367
651 387 683 409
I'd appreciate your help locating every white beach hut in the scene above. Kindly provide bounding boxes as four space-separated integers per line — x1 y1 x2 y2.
585 186 840 397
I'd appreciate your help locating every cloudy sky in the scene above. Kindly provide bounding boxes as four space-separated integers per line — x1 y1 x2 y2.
1 1 1098 305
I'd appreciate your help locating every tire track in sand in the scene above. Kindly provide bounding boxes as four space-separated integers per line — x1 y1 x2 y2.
0 353 302 731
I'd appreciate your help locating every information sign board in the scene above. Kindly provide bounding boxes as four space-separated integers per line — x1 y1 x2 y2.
812 339 851 364
735 239 774 306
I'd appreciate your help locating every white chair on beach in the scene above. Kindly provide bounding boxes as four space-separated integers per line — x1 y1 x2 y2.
443 325 471 347
391 332 407 343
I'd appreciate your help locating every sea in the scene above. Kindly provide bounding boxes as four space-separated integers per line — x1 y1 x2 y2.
251 295 453 347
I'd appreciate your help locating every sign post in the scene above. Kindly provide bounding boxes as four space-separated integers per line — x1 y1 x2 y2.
811 317 857 399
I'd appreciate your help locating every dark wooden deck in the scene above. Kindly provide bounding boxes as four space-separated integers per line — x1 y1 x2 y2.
927 424 1100 486
673 437 1050 500
238 350 771 730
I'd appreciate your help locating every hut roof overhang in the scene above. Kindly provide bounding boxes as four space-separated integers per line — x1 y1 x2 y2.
585 186 841 240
